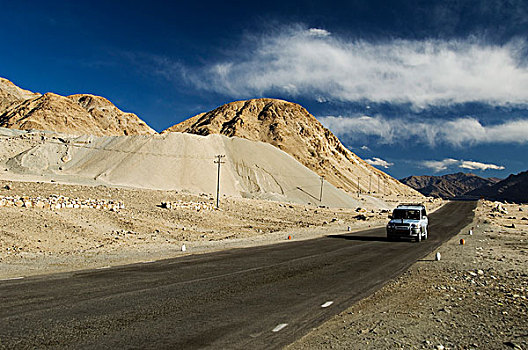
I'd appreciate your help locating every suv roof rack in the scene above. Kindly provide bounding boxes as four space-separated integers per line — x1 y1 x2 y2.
397 203 425 207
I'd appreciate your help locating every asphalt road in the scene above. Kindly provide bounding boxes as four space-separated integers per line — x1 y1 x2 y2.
0 201 476 349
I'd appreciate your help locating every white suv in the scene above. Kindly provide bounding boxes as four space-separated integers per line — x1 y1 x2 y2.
386 203 429 242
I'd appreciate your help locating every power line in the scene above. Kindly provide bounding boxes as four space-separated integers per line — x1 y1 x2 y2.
214 155 225 209
319 176 324 202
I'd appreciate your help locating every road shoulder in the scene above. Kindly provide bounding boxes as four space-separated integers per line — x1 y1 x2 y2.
0 179 441 278
287 200 528 350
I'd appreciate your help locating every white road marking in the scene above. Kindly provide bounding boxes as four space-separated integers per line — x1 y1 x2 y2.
272 323 288 332
321 301 334 308
0 276 24 281
96 266 111 270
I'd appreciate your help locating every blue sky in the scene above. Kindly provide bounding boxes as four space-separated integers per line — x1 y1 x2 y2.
1 0 527 179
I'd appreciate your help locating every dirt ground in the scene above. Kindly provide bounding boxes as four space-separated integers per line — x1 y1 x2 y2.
0 179 441 278
288 200 528 350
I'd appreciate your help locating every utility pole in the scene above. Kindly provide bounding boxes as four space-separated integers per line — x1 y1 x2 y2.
319 176 325 202
214 155 225 209
357 176 360 197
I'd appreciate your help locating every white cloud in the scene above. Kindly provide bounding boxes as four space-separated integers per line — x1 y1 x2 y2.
422 158 504 172
307 28 331 37
319 115 528 146
444 119 528 145
365 157 394 168
460 160 505 171
182 26 528 107
422 158 460 172
360 145 370 151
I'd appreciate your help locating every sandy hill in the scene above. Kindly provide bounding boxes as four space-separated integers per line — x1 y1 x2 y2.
400 172 500 199
467 170 528 203
0 127 392 209
164 98 419 197
0 78 155 136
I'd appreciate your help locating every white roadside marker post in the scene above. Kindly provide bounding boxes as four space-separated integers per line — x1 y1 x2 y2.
272 324 288 332
321 301 334 308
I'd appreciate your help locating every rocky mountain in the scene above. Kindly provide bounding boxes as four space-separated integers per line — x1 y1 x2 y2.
467 170 528 203
0 78 155 136
164 98 420 197
0 77 40 112
400 172 500 199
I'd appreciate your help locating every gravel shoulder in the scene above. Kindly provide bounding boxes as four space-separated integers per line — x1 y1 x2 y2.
0 179 442 278
287 200 528 350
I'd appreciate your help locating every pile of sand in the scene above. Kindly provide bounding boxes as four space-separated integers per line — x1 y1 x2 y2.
0 128 401 209
164 98 420 197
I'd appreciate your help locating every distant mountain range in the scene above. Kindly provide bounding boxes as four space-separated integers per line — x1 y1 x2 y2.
467 170 528 203
401 171 528 203
400 172 500 199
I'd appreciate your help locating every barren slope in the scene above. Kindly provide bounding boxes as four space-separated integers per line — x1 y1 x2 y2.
0 77 41 112
0 128 391 209
164 99 419 197
0 77 155 136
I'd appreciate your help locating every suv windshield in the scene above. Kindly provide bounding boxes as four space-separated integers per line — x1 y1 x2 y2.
393 209 421 220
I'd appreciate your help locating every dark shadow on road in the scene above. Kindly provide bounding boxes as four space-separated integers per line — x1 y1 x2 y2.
326 234 392 242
